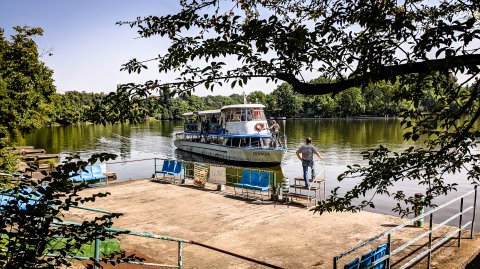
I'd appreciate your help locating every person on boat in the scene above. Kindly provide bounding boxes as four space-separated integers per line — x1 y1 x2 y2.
219 113 226 134
296 137 323 187
267 120 280 147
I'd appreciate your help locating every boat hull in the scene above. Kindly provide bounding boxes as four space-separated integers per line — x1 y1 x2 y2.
174 140 285 165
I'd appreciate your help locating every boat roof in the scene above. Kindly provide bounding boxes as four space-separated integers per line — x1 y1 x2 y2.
183 105 264 116
182 109 221 117
221 104 265 110
197 109 221 115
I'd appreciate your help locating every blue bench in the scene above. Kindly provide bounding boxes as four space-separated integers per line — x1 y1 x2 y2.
155 160 183 183
233 170 271 200
344 243 388 269
1 187 46 211
69 164 107 184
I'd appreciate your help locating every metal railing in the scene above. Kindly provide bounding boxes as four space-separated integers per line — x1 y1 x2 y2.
153 158 278 189
333 185 478 269
50 204 283 269
1 170 283 268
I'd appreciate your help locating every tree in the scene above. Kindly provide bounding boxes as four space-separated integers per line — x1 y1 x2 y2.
271 83 302 117
247 91 266 104
116 0 480 215
54 91 106 125
0 27 56 134
362 82 398 116
334 87 365 117
313 95 336 118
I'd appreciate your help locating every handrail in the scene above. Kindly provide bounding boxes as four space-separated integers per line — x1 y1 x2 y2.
154 158 278 186
71 205 113 215
333 186 478 269
335 187 477 259
53 220 282 269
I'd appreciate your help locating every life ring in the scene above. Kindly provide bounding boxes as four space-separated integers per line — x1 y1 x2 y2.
255 123 264 131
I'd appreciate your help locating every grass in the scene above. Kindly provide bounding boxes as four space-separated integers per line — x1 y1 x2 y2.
47 237 121 257
1 234 121 258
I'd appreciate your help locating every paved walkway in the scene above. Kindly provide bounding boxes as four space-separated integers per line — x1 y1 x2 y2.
67 179 480 268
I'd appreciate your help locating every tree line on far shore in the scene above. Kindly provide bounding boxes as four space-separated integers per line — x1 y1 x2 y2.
48 73 462 125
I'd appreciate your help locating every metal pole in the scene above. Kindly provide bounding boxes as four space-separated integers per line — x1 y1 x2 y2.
387 234 391 269
427 213 433 269
458 197 464 247
333 256 338 269
178 241 183 269
94 237 100 269
471 185 477 239
323 180 326 202
189 240 282 269
154 158 157 178
273 172 277 192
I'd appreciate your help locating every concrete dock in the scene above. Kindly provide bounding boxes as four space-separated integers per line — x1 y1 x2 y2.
68 179 480 268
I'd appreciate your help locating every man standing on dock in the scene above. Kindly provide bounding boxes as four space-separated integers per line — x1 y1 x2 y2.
296 137 323 187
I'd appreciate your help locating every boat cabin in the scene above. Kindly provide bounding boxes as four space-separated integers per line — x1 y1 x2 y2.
183 110 221 134
221 104 268 135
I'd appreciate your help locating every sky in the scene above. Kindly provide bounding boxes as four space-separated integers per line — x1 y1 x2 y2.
0 0 278 96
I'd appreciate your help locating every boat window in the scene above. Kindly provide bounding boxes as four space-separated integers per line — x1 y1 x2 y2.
241 109 246 121
226 109 241 122
252 109 266 120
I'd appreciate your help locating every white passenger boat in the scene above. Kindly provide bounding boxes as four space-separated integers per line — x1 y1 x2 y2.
174 104 287 165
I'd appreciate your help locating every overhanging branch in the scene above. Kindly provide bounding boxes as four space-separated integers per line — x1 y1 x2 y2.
277 54 480 95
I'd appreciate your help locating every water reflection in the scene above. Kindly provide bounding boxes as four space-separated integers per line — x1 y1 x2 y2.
14 119 477 222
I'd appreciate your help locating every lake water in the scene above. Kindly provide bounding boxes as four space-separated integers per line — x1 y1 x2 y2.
15 119 479 226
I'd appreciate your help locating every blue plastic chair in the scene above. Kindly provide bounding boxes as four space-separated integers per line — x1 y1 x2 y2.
167 161 183 183
373 244 387 269
258 172 270 190
157 160 170 173
359 250 375 269
68 166 93 182
247 171 270 200
0 187 46 211
80 166 95 181
69 165 106 183
246 171 261 198
91 164 107 180
249 171 261 187
344 257 359 269
234 170 251 196
156 160 174 180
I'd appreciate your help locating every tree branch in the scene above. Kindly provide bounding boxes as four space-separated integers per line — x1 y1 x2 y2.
277 54 480 95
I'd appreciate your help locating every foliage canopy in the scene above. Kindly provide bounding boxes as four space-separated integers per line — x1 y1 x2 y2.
0 27 56 135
